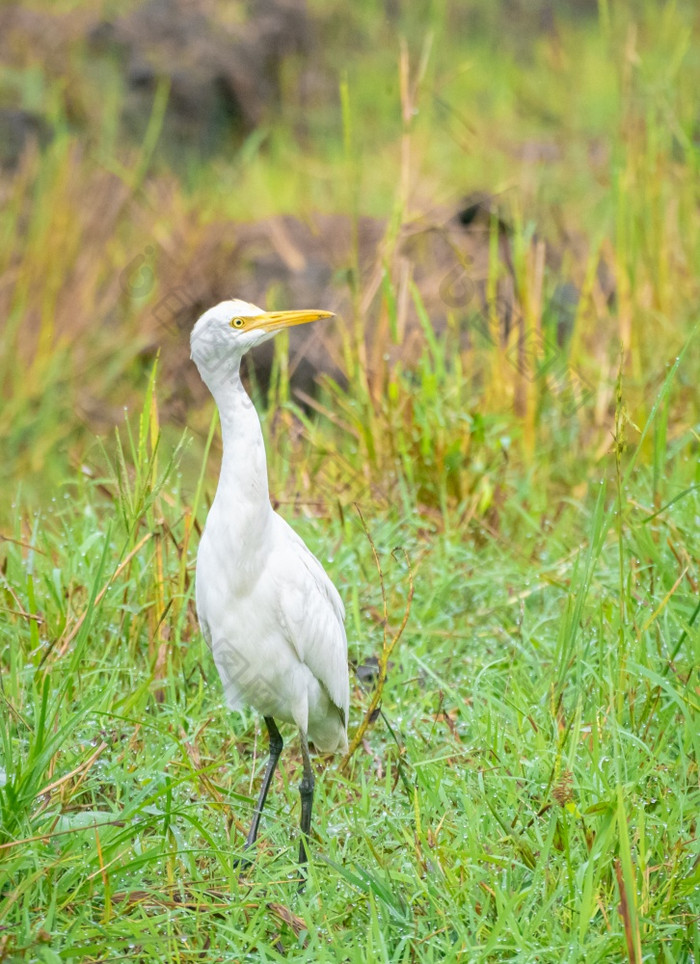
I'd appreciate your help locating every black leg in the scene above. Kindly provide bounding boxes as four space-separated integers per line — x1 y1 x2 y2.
238 717 283 863
298 731 315 867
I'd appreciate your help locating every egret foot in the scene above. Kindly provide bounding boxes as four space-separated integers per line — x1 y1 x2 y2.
298 732 315 868
234 717 283 870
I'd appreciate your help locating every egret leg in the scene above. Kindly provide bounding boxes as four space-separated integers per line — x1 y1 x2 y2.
240 717 283 859
298 731 315 866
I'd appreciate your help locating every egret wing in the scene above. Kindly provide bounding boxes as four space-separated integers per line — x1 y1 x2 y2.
275 519 349 723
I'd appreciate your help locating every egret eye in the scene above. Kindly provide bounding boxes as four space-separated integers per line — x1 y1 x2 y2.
231 317 245 329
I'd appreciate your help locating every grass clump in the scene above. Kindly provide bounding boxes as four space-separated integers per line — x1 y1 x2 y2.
1 346 698 961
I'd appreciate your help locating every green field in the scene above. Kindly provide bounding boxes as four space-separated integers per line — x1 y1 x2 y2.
1 1 699 961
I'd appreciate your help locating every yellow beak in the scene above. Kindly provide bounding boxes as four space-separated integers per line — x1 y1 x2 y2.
241 309 334 333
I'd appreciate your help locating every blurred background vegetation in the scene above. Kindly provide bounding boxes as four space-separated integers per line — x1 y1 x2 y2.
1 0 697 516
0 1 699 960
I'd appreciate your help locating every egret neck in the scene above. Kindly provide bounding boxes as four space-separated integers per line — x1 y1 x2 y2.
206 357 272 537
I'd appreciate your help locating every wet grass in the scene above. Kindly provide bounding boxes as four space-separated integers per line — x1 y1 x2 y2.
1 352 698 961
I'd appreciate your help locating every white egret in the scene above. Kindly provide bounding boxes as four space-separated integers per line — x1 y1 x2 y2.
190 299 349 867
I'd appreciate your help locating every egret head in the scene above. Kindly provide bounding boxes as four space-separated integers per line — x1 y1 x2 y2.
190 299 334 382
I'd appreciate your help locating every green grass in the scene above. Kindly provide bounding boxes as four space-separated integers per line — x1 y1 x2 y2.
1 0 700 960
1 347 698 961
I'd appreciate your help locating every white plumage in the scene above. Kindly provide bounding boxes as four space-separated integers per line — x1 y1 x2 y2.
191 299 349 865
